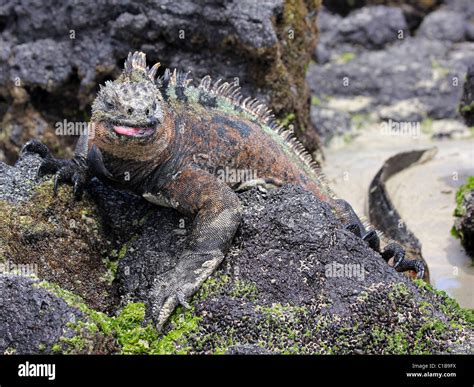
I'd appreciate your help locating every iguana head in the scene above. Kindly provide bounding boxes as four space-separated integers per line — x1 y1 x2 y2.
91 51 173 160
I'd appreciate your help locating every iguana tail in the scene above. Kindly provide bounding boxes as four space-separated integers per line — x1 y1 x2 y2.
368 147 438 282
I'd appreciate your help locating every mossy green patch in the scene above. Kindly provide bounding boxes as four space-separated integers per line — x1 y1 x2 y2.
102 240 133 284
388 282 410 301
101 259 118 285
252 303 309 354
413 279 474 327
194 273 229 301
257 303 307 320
338 52 356 63
351 281 473 354
460 102 474 113
279 113 296 127
152 307 201 354
453 176 474 217
36 279 203 354
386 331 410 354
229 280 258 301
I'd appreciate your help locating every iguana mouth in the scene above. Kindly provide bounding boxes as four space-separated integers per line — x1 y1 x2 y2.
113 125 155 138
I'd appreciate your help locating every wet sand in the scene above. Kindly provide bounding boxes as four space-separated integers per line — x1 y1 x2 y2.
324 127 474 308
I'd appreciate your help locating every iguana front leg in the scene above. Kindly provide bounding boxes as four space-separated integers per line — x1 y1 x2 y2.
21 134 115 199
21 134 90 200
149 167 242 331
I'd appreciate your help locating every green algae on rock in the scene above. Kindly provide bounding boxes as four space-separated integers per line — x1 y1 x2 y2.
452 176 474 258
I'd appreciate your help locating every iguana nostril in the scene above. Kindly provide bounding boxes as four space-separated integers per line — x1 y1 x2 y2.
127 107 133 115
148 116 158 126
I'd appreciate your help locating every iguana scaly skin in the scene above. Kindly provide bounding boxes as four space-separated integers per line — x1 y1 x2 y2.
23 52 425 330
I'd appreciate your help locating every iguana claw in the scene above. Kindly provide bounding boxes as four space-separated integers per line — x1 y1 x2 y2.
150 270 195 332
176 290 191 309
340 199 426 279
380 242 425 279
149 249 224 331
22 139 89 200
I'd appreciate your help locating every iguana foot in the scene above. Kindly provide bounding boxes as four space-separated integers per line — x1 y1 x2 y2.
22 139 88 200
381 242 425 279
149 249 224 331
340 199 425 279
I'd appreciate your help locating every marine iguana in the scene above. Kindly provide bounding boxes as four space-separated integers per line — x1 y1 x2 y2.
22 51 425 330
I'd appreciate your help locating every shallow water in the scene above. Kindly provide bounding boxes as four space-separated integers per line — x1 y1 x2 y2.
324 127 474 308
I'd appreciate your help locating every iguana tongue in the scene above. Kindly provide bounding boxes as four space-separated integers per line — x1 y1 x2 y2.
113 126 154 137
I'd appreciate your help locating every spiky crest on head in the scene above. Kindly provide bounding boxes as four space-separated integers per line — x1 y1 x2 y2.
122 51 161 83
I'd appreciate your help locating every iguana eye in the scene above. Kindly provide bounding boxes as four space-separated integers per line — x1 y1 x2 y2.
105 100 114 110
